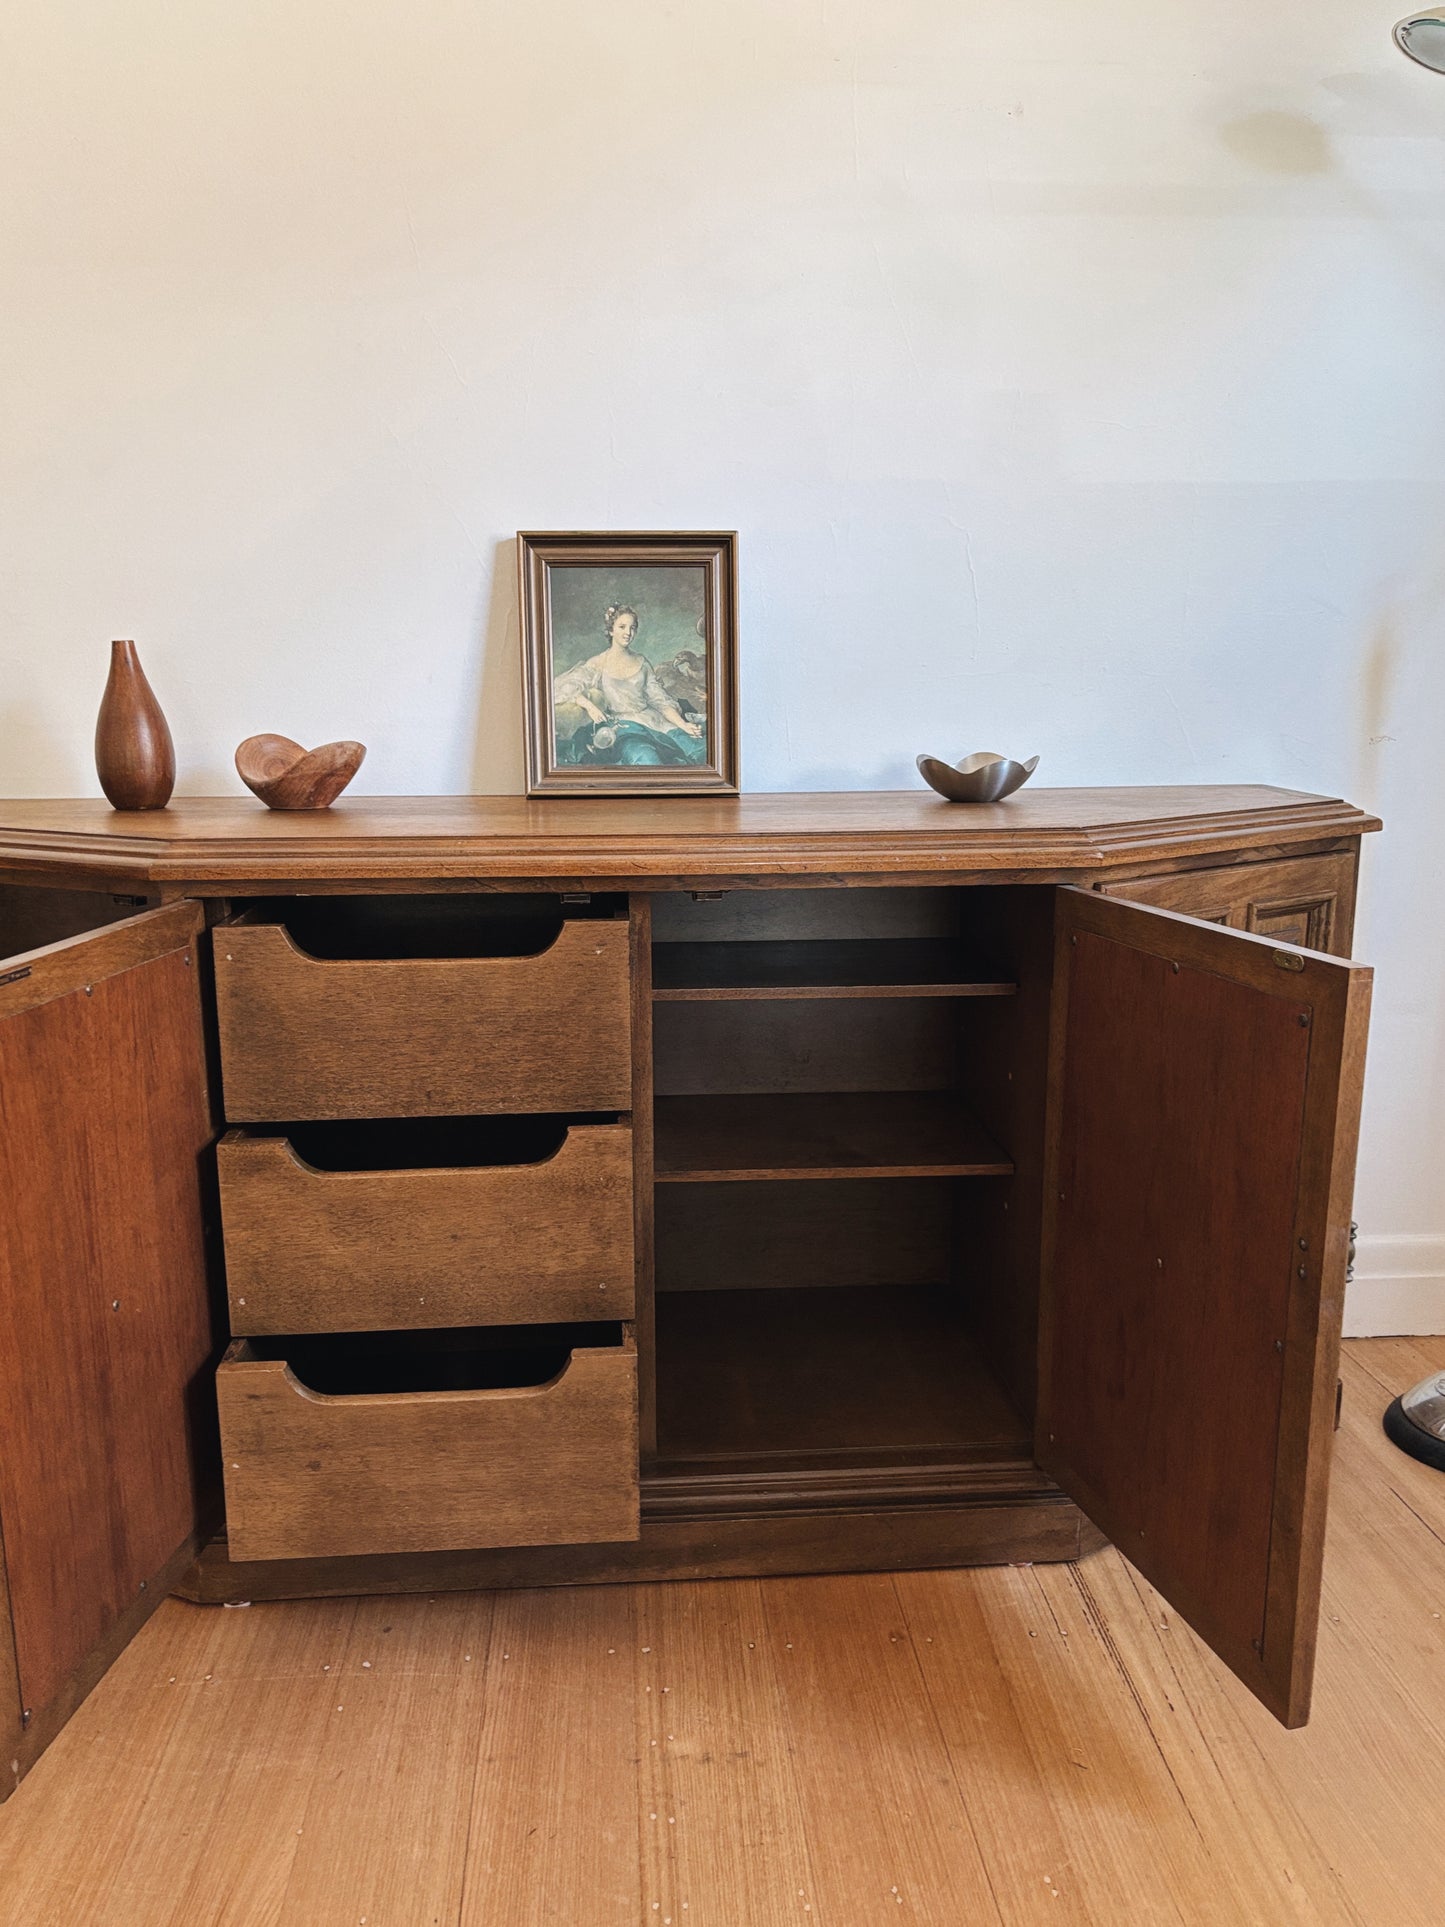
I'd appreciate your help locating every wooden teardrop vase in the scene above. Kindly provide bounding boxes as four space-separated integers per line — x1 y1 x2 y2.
95 639 176 810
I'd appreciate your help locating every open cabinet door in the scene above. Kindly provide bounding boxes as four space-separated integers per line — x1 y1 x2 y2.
1039 886 1371 1727
0 901 216 1795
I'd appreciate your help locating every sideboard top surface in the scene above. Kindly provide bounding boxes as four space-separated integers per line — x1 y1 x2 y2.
0 788 1380 889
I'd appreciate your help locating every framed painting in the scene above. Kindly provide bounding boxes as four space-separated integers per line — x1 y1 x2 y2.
518 531 738 796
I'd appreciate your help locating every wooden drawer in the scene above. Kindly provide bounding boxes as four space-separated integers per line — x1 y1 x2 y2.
213 913 632 1119
218 1328 639 1560
218 1119 635 1333
1097 851 1357 957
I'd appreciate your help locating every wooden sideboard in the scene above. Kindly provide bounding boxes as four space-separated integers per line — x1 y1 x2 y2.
0 786 1379 1793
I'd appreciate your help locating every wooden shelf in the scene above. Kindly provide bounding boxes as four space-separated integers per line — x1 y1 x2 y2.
653 1091 1013 1182
652 938 1015 1002
653 1285 1032 1469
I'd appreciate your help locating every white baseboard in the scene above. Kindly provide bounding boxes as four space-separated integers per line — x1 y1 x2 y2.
1343 1234 1445 1337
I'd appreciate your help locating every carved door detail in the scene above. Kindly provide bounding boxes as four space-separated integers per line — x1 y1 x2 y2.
1098 851 1357 958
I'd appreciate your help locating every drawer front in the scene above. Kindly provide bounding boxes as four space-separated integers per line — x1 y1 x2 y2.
1097 851 1357 958
218 1122 636 1333
218 1336 639 1560
214 918 633 1120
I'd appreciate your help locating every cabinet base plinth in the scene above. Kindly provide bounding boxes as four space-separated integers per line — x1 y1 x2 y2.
175 1496 1100 1604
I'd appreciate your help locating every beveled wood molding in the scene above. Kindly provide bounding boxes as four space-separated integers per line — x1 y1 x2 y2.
0 789 1382 891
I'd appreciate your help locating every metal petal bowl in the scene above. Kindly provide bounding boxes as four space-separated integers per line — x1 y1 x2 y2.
916 750 1039 804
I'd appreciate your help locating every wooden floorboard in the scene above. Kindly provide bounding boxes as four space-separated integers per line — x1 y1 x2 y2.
0 1338 1439 1925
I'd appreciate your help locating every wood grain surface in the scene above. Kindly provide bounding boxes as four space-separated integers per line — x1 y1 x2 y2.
0 897 205 1020
652 995 963 1097
654 1285 1031 1463
0 1338 1435 1925
1039 888 1371 1725
654 1176 955 1292
182 1493 1091 1601
654 1092 1013 1181
92 640 175 812
0 905 215 1731
650 884 964 944
233 734 366 811
952 886 1057 1426
630 896 660 1461
0 884 154 960
218 1122 635 1332
214 915 633 1118
651 937 1016 999
1098 849 1358 956
0 786 1379 891
217 1335 640 1561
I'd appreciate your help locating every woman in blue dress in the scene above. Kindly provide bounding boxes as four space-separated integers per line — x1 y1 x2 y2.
552 606 706 767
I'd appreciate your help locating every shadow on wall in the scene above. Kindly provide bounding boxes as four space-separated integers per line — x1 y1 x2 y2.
1218 111 1334 175
1349 577 1445 1237
1355 613 1398 815
468 541 526 796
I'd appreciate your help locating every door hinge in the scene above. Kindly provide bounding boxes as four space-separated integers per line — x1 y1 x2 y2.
1335 1379 1344 1432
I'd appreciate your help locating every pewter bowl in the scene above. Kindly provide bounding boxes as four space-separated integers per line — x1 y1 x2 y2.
916 750 1039 804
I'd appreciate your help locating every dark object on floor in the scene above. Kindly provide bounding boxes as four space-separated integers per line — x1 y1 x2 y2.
1383 1372 1445 1470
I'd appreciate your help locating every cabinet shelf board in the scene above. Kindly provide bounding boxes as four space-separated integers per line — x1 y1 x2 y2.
652 938 1015 1002
653 1091 1014 1182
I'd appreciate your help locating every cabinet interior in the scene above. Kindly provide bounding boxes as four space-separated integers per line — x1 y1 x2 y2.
647 883 1051 1498
0 882 158 957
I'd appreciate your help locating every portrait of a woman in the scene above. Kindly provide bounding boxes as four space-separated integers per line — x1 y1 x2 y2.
552 605 707 767
519 530 737 795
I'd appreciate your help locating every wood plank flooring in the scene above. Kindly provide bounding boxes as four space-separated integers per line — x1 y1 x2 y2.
0 1337 1440 1926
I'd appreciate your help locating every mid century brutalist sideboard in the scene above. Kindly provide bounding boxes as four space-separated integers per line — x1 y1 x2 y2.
0 785 1379 1792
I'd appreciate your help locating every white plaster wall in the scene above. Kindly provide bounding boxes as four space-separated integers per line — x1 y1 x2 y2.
2 1 1442 1326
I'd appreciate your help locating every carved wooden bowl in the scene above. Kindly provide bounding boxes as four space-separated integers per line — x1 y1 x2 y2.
916 750 1039 804
235 735 367 810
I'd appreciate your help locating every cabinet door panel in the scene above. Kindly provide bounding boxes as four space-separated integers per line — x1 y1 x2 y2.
1097 850 1357 957
1039 888 1370 1726
0 902 215 1787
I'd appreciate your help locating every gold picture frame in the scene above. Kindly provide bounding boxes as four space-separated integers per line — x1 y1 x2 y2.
519 530 739 796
